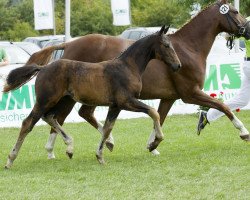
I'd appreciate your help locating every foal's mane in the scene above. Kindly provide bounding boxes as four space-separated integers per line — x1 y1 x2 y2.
116 34 158 59
173 2 215 35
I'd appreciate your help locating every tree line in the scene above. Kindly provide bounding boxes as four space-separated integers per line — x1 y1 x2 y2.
0 0 250 41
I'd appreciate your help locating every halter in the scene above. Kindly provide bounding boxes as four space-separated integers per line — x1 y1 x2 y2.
216 2 250 49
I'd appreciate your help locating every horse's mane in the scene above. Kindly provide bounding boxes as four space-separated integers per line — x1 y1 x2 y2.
173 2 215 35
116 34 156 59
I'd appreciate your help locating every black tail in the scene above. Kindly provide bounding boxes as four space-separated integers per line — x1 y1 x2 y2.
3 64 42 93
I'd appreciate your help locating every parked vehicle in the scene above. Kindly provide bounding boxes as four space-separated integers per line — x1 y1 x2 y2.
120 27 177 40
23 35 67 48
12 41 41 55
43 37 80 62
0 42 30 65
43 39 65 61
0 42 31 79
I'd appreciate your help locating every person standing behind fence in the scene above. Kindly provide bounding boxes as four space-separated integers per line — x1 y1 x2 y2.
0 48 9 67
197 19 250 135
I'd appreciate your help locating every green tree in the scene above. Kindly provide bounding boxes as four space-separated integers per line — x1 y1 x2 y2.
70 0 123 36
131 0 190 28
6 22 37 41
0 0 18 40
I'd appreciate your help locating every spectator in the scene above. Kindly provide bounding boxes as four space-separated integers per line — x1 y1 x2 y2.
0 47 9 67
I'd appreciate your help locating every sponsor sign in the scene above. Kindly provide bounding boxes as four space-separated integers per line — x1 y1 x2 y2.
111 0 131 26
33 0 54 30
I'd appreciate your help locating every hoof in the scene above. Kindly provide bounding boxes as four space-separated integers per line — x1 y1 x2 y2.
148 138 163 152
5 158 13 169
96 154 105 165
48 152 55 159
105 142 114 152
4 165 10 169
147 143 156 152
151 149 160 155
240 135 250 141
66 152 73 159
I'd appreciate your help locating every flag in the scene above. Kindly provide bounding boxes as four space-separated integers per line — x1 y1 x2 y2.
33 0 54 30
111 0 131 26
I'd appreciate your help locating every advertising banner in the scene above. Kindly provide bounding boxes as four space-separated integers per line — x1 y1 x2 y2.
33 0 54 30
111 0 131 26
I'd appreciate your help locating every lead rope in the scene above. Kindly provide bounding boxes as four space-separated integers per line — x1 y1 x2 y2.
226 34 235 50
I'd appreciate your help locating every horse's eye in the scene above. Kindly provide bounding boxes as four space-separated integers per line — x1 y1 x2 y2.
162 42 169 47
232 10 239 14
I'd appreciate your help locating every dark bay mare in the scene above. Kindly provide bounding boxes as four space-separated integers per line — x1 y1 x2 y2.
3 26 181 168
24 0 250 159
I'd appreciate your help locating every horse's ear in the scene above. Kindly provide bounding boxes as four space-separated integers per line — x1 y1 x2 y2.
164 25 170 34
159 25 166 35
219 0 228 4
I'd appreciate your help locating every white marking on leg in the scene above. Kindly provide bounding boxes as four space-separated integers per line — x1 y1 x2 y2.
5 140 23 168
147 129 160 155
45 132 57 159
44 115 74 157
147 108 164 151
64 136 74 155
232 113 249 136
147 129 156 145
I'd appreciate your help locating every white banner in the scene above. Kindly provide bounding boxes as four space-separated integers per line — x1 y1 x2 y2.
111 0 131 26
33 0 54 30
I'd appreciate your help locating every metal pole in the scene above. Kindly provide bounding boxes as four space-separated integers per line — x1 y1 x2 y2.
65 0 71 41
234 0 240 52
53 0 56 35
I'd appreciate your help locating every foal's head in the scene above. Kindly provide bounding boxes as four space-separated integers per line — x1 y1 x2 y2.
154 25 181 72
215 0 250 39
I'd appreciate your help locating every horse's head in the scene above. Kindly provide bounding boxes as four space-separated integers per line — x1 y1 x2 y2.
155 25 181 72
216 0 250 39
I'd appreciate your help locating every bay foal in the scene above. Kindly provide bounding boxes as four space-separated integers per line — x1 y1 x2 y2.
3 26 181 168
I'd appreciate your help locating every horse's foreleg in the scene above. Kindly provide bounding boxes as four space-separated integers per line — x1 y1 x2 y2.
78 105 114 151
147 99 175 155
183 90 249 140
123 99 164 152
96 107 120 164
5 106 43 169
43 114 74 159
45 96 75 159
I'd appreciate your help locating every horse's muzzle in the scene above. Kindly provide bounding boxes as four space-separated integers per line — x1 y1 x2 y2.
244 32 250 40
171 63 181 72
242 21 250 40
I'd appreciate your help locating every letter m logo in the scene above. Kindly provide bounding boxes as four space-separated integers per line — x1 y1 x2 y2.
220 63 241 89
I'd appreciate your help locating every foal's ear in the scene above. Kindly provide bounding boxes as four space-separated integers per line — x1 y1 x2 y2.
159 25 166 35
164 25 170 34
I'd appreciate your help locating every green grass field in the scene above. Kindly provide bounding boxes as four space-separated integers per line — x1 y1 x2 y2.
0 111 250 199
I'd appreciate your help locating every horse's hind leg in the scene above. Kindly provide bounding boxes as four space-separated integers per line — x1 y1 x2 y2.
43 114 74 159
147 99 175 155
5 105 43 169
183 89 249 140
123 98 164 152
78 105 115 151
96 106 120 164
45 96 75 159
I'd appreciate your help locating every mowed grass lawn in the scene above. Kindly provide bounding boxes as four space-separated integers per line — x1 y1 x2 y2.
0 111 250 199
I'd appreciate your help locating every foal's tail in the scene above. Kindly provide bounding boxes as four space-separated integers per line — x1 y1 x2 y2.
3 64 42 93
26 43 66 66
